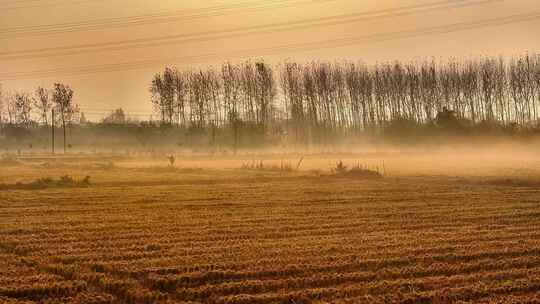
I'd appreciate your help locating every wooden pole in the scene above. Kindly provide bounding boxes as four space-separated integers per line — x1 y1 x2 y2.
63 118 66 154
51 109 55 155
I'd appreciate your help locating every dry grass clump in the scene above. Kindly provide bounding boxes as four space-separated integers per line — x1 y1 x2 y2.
240 157 304 173
240 160 293 172
241 160 293 172
482 178 540 187
39 161 115 171
331 161 384 179
140 166 203 174
0 175 91 190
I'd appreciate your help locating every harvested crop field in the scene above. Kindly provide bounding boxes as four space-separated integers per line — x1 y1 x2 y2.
2 154 540 303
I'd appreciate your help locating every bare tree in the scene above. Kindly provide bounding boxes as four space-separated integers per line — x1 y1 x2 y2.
188 71 209 130
280 62 306 145
6 91 15 125
493 57 508 124
254 62 276 131
535 55 540 122
150 68 177 125
150 72 166 124
35 87 52 126
222 62 243 153
13 92 33 126
53 83 75 153
461 61 479 123
173 68 188 126
162 67 176 125
2 90 33 126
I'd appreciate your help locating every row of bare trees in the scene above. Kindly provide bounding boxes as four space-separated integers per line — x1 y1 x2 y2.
0 83 78 128
150 61 278 151
2 55 538 149
150 55 540 144
150 61 278 128
0 83 78 152
281 55 540 135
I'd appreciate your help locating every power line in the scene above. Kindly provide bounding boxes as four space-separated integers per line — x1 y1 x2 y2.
0 0 337 37
0 0 502 61
1 0 85 4
1 12 539 81
0 0 100 11
1 0 46 4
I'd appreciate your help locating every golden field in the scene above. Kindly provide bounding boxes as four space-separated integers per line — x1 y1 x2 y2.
1 152 540 303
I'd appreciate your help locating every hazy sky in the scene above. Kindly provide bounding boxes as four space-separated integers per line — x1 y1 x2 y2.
1 0 539 120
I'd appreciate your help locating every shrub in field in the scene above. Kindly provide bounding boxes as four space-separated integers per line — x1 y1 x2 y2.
331 161 383 179
332 161 348 174
55 175 90 187
0 175 91 190
241 160 290 172
58 175 76 185
240 157 303 173
347 165 383 179
241 160 264 170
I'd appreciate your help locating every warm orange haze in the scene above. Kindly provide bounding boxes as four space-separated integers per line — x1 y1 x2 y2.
1 0 539 117
2 1 540 303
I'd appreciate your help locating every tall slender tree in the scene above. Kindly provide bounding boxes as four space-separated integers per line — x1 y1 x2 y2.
13 92 33 126
52 83 75 153
35 87 52 126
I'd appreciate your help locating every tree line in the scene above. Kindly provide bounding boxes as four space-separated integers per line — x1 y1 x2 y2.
1 54 539 151
149 62 278 152
0 83 78 152
0 83 78 127
150 55 540 146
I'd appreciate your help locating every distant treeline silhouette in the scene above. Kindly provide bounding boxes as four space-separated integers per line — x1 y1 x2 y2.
149 54 540 145
1 54 540 151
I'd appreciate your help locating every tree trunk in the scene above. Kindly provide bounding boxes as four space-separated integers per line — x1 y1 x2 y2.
233 121 238 156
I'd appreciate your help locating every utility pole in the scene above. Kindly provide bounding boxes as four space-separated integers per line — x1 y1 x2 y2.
63 117 66 154
51 109 55 155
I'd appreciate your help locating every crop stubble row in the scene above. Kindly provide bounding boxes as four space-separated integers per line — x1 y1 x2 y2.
1 176 540 303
